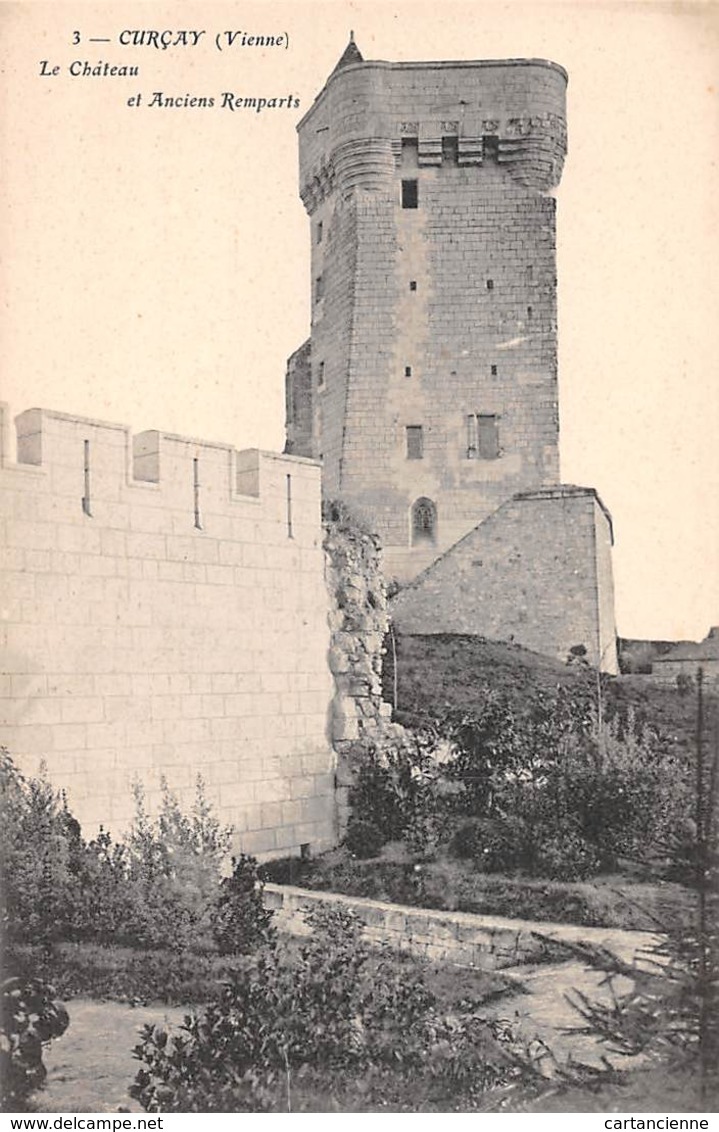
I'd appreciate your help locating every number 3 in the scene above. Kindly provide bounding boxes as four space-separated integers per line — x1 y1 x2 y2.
73 30 80 45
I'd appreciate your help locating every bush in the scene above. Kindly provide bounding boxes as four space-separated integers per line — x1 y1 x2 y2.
0 750 241 953
448 817 526 873
211 855 275 956
131 905 545 1112
441 691 691 880
347 732 456 859
533 831 602 883
1 977 69 1111
344 819 385 859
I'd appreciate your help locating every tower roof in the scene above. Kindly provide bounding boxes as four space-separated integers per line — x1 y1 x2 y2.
331 32 364 74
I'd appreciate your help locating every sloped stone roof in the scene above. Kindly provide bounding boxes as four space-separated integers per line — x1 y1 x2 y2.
331 33 364 74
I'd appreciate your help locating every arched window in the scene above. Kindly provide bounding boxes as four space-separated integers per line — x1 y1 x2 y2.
411 497 437 546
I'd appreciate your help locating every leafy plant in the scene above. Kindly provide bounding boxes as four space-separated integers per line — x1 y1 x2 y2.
440 691 691 880
566 673 719 1108
1 750 237 953
211 855 275 956
344 819 385 859
0 977 69 1111
347 731 456 858
131 904 546 1112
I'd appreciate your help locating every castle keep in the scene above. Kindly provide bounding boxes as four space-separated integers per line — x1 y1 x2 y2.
287 40 618 672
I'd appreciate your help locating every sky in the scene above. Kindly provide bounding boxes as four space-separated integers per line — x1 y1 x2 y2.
1 0 718 642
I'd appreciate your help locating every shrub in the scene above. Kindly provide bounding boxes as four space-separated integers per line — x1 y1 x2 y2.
121 777 232 951
1 977 69 1111
211 855 275 956
449 819 485 860
347 731 456 858
449 816 526 873
533 830 602 883
344 819 385 859
1 751 84 947
131 905 545 1112
1 750 237 953
442 691 691 879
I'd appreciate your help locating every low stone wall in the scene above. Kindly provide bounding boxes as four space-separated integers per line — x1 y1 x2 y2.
264 883 658 970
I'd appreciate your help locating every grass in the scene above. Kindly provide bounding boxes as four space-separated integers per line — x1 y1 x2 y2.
261 845 694 932
4 941 255 1006
5 932 512 1012
386 632 712 770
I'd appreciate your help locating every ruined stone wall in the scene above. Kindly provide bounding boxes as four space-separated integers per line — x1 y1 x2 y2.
322 504 414 833
391 486 619 673
0 406 337 857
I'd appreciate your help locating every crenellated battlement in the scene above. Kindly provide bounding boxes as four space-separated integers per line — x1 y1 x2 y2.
298 56 567 209
0 404 335 856
1 405 322 545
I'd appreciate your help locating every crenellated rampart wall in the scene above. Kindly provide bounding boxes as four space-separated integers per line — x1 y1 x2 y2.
0 406 337 857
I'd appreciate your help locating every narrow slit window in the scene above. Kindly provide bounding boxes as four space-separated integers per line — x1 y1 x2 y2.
193 457 202 530
401 138 418 167
315 274 324 304
81 439 92 517
406 425 423 460
401 179 418 209
442 136 458 164
527 306 533 319
316 220 323 244
286 473 294 538
317 361 325 388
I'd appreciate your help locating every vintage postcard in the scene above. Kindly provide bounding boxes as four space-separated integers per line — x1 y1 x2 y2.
1 0 717 1119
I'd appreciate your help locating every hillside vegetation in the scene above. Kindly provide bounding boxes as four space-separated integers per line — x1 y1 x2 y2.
384 632 709 766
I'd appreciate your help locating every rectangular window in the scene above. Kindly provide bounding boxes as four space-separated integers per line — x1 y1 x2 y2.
442 136 458 164
314 274 324 304
478 414 500 459
401 179 418 209
317 361 325 388
316 220 323 244
466 414 500 459
406 425 423 459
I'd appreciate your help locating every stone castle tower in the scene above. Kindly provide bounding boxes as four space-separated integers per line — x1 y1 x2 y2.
287 39 618 672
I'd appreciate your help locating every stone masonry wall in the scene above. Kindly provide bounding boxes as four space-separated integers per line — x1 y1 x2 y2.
294 56 567 581
0 406 337 857
391 486 619 673
264 882 658 970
